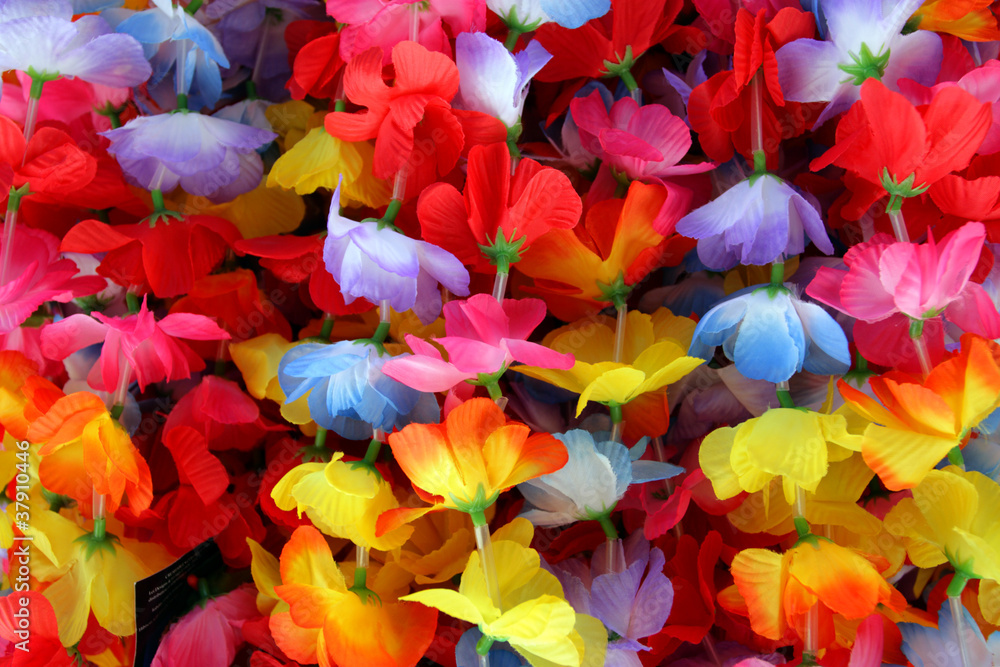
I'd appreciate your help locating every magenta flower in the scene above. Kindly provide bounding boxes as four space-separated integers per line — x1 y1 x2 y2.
40 296 229 393
381 294 573 393
806 221 1000 333
570 90 714 182
0 225 105 334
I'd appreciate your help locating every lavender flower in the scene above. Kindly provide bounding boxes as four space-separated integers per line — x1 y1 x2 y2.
101 111 276 202
0 0 150 100
675 171 833 271
775 0 942 127
324 181 471 324
455 32 551 129
549 532 674 667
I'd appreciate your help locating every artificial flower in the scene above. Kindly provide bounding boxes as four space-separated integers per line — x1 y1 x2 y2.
687 7 817 168
699 407 863 507
675 170 833 270
910 0 1000 41
690 283 851 383
151 584 260 667
839 334 1000 489
59 213 241 298
40 295 229 393
518 429 682 527
723 538 905 645
381 295 574 394
885 467 1000 585
516 181 693 320
114 0 230 109
101 112 276 202
324 181 471 323
284 20 342 100
488 0 611 32
810 79 991 219
0 0 150 100
382 397 568 526
323 40 505 200
165 178 305 239
278 340 440 439
23 508 172 646
229 333 313 425
571 90 714 182
28 390 153 514
454 32 551 129
267 525 438 667
775 0 944 127
899 595 997 667
549 531 673 667
270 451 413 551
0 225 105 334
417 141 581 275
403 538 606 667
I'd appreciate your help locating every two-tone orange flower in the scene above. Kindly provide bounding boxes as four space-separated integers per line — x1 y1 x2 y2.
839 333 1000 490
27 391 152 515
380 398 568 529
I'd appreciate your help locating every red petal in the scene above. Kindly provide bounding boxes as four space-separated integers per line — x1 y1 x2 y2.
163 426 229 505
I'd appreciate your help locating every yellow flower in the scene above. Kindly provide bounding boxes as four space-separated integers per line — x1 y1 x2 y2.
166 179 305 239
265 100 315 151
511 309 704 418
885 466 1000 585
402 539 606 667
267 106 390 207
271 452 413 552
700 407 863 510
230 334 313 425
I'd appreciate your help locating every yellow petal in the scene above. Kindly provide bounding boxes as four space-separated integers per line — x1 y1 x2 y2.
698 426 743 500
230 333 294 401
743 409 828 498
248 537 282 610
401 588 486 626
488 595 579 667
861 425 958 491
576 366 646 415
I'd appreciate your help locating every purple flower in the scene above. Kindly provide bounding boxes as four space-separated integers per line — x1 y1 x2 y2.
101 111 276 202
548 532 674 667
455 31 551 129
775 0 942 127
0 0 150 99
203 0 323 102
675 172 833 271
324 181 471 323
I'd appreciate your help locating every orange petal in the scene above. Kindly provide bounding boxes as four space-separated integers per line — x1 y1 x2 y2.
788 541 883 619
484 426 568 491
730 548 788 641
29 392 107 455
323 597 438 667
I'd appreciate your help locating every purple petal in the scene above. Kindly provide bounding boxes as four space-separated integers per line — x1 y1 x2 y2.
676 179 752 239
0 15 78 73
347 223 421 279
775 39 845 103
0 0 73 21
456 31 520 126
590 557 645 637
628 549 672 638
416 240 471 297
882 30 943 90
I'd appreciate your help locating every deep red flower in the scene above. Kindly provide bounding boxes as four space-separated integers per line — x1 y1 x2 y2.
533 0 700 84
0 116 95 205
811 79 992 220
233 234 374 316
286 24 344 100
323 40 506 200
687 7 817 170
417 142 581 274
60 215 242 298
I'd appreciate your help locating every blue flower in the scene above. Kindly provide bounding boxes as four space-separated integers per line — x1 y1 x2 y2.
519 430 683 526
277 341 439 439
113 0 229 108
900 599 999 667
487 0 610 31
675 172 833 271
690 285 850 383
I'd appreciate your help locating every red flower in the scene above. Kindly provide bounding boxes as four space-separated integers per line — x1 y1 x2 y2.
323 41 506 200
417 142 581 274
811 79 992 220
284 20 343 100
688 7 817 169
0 116 95 205
233 234 374 316
534 0 699 84
60 215 242 298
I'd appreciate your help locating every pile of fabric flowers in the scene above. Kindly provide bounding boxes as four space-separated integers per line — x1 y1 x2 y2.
3 0 1000 665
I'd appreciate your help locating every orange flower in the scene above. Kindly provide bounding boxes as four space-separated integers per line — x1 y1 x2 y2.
721 538 905 646
27 392 152 515
267 525 437 667
381 398 567 528
516 181 694 321
912 0 1000 41
839 333 1000 490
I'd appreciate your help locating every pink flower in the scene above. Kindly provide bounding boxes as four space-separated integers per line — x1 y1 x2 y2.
807 221 1000 332
152 584 260 667
40 296 229 393
0 226 105 334
570 89 714 182
326 0 485 64
381 294 574 392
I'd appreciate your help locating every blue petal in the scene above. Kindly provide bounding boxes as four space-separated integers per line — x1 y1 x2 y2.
732 291 802 382
116 8 174 44
176 11 229 67
691 293 750 349
540 0 610 29
900 601 991 667
792 299 850 375
631 460 685 484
